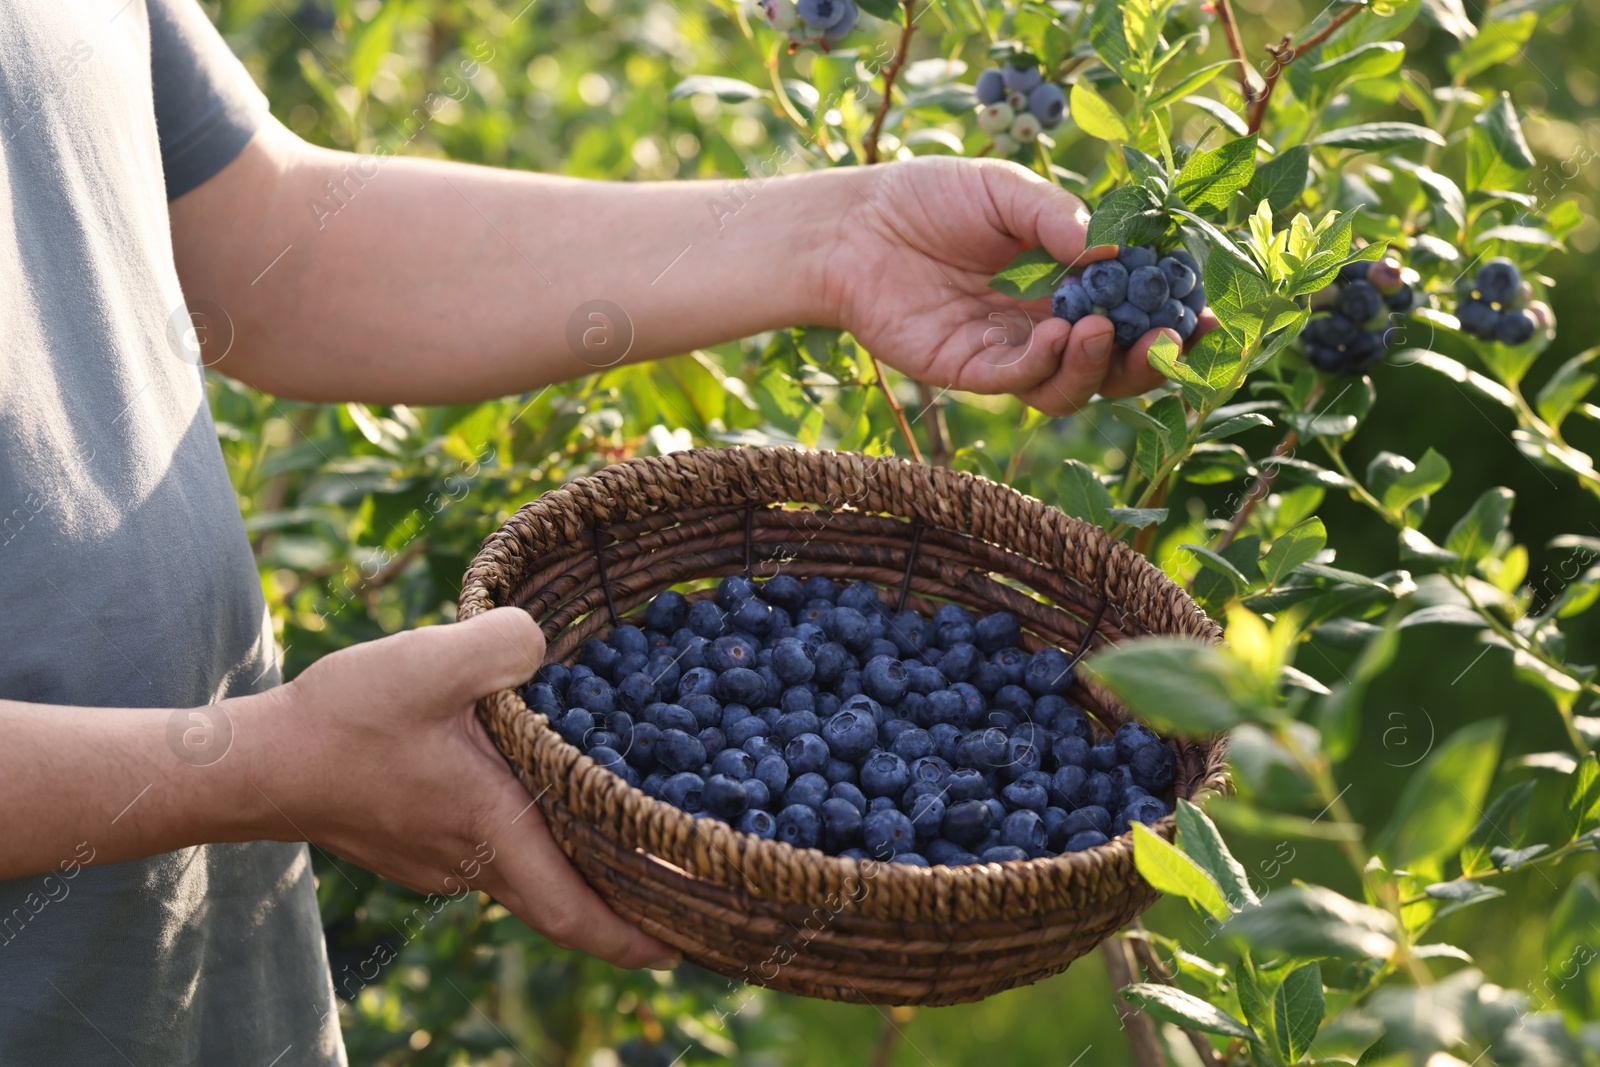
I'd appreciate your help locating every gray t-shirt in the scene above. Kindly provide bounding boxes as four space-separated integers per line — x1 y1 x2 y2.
0 2 343 1062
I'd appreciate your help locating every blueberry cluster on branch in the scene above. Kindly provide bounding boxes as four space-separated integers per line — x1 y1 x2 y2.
522 576 1177 867
1299 257 1418 376
1454 257 1549 347
974 58 1065 157
1051 245 1205 347
758 0 859 49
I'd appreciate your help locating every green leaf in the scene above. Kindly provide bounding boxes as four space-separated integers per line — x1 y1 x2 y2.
1529 348 1593 428
1460 779 1536 875
1056 459 1113 527
1243 145 1311 214
1260 517 1327 587
1086 184 1168 247
1546 874 1600 1021
1423 879 1506 921
1478 223 1564 250
1203 249 1271 346
1085 638 1271 734
1382 447 1452 512
1273 962 1324 1064
668 75 768 102
1421 0 1478 40
1468 92 1535 193
1313 122 1445 150
1198 412 1273 442
1132 823 1231 921
1149 60 1236 110
1185 94 1249 135
347 3 400 94
1309 42 1406 97
987 247 1068 300
1207 797 1365 842
1379 718 1505 867
1070 80 1131 141
1224 886 1399 960
1390 160 1467 235
1175 799 1259 909
1173 135 1259 211
1449 11 1536 80
1107 507 1168 528
1120 984 1255 1040
1086 0 1135 84
1566 754 1600 840
1444 487 1515 568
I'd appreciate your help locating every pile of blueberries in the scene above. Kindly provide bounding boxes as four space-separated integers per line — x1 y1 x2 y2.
1454 257 1548 347
1298 256 1419 376
974 59 1066 158
1051 245 1205 347
757 0 859 49
521 576 1178 868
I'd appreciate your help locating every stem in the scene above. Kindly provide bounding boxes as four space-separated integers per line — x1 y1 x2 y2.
1127 933 1223 1067
765 38 821 143
1214 0 1255 105
1214 383 1323 551
1245 6 1364 133
1131 477 1171 558
1398 837 1597 910
864 0 918 165
1101 939 1169 1067
873 356 926 464
868 1014 903 1067
916 382 952 466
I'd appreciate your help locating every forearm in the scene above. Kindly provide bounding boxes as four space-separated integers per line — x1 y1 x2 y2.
172 119 858 403
0 694 287 880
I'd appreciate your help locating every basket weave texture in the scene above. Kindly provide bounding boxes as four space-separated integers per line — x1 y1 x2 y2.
460 446 1226 1006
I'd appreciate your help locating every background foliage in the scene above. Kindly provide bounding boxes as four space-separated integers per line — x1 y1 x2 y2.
204 0 1600 1061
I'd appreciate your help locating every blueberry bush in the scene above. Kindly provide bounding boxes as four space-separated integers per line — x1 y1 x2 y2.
209 0 1600 1062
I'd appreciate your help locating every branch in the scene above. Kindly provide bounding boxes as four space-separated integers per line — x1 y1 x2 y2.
1128 935 1223 1067
1215 382 1322 552
915 382 951 465
1102 939 1169 1067
872 355 925 464
1246 5 1364 133
864 0 918 164
1214 0 1255 105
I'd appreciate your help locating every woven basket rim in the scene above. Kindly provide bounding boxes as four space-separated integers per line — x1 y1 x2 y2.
461 446 1227 924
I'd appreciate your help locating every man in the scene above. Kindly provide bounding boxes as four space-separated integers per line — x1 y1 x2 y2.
0 1 1183 1062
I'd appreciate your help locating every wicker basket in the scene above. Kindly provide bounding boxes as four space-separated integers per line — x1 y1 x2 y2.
459 447 1225 1006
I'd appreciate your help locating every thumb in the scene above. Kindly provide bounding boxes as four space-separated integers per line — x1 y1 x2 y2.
977 160 1111 271
420 607 547 704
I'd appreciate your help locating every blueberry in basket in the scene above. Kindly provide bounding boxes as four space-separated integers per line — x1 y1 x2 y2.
524 578 1178 867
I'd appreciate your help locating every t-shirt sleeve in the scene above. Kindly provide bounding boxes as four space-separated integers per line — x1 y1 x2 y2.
146 0 271 201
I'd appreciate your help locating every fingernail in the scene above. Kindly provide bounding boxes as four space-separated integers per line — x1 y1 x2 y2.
1085 333 1113 363
647 955 682 971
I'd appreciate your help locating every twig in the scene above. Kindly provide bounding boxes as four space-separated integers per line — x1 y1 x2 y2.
915 382 952 465
1130 478 1171 557
1214 0 1255 105
1101 939 1169 1067
864 0 918 165
869 1013 902 1067
1215 382 1322 551
1246 6 1364 132
1128 933 1223 1067
872 356 925 464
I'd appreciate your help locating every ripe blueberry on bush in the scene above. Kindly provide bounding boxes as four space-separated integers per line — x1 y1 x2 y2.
1301 255 1420 375
552 581 1176 866
972 57 1064 156
1454 256 1549 347
1053 246 1205 346
759 0 859 49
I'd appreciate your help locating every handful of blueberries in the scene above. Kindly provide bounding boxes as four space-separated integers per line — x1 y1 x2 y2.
1051 244 1205 348
757 0 859 49
1454 257 1549 347
1299 256 1419 376
521 576 1177 868
974 59 1066 158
